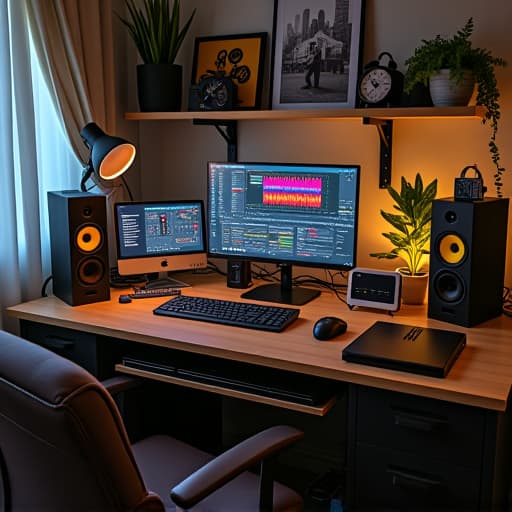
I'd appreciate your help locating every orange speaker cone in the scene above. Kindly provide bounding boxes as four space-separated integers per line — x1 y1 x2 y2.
76 225 102 252
438 233 465 264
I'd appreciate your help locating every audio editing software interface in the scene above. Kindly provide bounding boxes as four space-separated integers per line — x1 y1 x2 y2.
117 202 204 259
208 162 359 268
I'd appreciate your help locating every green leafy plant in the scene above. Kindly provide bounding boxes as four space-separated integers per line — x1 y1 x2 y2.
404 18 507 196
370 174 438 276
118 0 195 64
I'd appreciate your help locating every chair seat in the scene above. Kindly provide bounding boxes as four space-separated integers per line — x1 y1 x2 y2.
132 435 303 512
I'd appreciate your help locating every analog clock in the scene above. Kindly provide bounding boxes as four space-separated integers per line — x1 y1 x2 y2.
358 52 404 108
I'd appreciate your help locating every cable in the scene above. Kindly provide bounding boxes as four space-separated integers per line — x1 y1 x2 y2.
41 275 52 297
503 286 512 317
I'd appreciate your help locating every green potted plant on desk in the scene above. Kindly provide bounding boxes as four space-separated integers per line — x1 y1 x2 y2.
370 173 438 305
404 18 507 196
119 0 196 112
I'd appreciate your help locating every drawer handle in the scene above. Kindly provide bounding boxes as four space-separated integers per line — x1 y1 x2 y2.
387 467 441 491
392 409 447 432
43 335 75 350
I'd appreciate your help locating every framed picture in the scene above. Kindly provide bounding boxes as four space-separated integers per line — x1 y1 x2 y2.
270 0 364 109
191 33 267 110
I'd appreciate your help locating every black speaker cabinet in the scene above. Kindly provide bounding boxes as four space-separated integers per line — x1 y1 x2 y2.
48 190 110 306
428 197 509 327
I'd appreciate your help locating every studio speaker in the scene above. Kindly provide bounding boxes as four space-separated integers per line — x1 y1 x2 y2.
428 197 509 327
48 190 110 306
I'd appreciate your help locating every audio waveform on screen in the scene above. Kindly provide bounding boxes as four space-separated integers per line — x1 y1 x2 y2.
262 176 322 208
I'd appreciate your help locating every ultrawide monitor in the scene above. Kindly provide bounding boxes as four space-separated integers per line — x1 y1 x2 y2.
114 200 207 283
207 162 360 305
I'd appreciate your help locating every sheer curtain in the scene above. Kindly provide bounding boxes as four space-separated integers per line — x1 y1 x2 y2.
0 0 80 332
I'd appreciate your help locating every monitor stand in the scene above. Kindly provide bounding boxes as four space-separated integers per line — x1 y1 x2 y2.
241 264 320 306
145 272 191 289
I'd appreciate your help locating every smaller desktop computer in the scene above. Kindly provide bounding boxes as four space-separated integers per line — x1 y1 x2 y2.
114 200 207 287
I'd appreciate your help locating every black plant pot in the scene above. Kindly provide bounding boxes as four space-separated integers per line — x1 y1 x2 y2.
136 63 182 112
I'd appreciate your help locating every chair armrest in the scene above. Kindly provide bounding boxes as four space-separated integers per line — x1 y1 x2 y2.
101 375 142 396
170 425 304 509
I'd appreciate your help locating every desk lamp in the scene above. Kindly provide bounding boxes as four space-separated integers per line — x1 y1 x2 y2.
80 122 136 199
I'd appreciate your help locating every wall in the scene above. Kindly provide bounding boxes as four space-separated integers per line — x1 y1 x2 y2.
116 0 512 284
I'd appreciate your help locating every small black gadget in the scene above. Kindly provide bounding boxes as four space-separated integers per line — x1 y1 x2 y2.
454 164 486 201
358 52 404 107
188 72 237 111
347 267 401 312
227 260 252 289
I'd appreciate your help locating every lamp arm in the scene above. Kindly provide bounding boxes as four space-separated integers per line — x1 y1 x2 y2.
81 161 94 192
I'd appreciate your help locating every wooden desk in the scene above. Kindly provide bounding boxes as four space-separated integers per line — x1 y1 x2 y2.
7 273 512 510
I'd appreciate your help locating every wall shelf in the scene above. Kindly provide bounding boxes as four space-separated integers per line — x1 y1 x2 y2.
125 105 485 122
125 106 486 187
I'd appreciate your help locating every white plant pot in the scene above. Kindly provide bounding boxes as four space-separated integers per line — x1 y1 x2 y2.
397 267 429 305
429 69 475 107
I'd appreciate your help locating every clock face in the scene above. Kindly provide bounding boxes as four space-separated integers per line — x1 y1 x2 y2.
359 67 393 104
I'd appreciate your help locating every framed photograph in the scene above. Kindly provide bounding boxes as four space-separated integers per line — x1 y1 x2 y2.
270 0 364 109
191 33 267 110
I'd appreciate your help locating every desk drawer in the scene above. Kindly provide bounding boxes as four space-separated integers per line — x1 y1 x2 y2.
356 386 485 467
20 321 102 377
353 442 480 511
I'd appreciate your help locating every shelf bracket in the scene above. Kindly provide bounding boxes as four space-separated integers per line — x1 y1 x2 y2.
363 117 393 188
193 119 238 162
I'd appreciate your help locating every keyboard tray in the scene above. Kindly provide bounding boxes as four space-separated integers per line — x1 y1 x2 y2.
121 348 339 408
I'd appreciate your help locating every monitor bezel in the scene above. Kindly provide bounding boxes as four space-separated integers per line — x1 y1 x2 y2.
114 199 208 276
206 161 360 272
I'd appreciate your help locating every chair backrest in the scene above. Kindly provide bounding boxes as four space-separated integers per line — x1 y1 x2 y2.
0 329 164 512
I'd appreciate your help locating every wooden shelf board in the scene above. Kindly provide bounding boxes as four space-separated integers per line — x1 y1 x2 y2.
125 106 485 122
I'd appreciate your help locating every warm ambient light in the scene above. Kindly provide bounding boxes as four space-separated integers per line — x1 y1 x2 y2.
80 122 136 192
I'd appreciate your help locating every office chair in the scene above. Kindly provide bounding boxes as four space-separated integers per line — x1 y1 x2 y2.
0 329 304 511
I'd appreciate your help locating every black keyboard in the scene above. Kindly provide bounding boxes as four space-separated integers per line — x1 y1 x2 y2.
153 295 300 332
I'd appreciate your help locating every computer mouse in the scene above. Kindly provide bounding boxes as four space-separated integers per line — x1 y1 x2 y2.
313 316 348 341
118 294 132 304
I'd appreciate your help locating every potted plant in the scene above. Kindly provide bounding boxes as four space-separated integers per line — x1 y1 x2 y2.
404 18 507 196
370 173 438 305
119 0 196 112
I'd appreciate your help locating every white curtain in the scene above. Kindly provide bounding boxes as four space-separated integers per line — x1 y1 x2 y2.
0 0 80 332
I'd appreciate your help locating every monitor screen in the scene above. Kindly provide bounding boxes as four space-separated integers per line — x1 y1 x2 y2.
114 200 207 280
207 162 360 304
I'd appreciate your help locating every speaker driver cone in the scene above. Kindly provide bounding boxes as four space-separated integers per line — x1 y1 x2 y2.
78 257 105 285
438 233 465 265
76 225 102 253
433 270 465 303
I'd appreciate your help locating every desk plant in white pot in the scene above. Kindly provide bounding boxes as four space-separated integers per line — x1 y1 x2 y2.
370 174 437 305
404 18 507 196
119 0 196 112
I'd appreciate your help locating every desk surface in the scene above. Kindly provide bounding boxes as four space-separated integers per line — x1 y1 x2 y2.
7 273 512 411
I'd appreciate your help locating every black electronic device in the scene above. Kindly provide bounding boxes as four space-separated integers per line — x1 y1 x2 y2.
114 200 207 287
153 295 300 332
358 52 404 107
227 259 252 288
342 321 466 378
454 164 486 201
48 190 110 306
188 72 237 111
207 162 360 305
347 267 401 312
313 317 347 341
428 197 509 327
